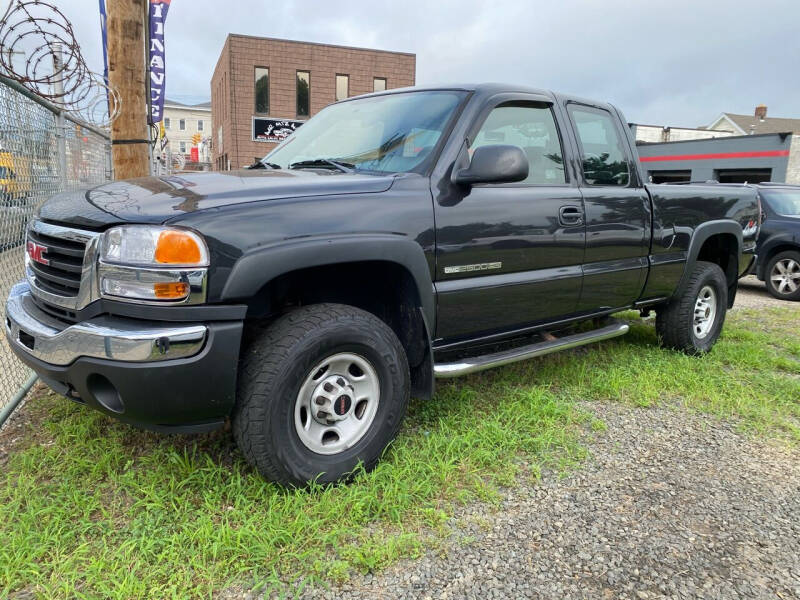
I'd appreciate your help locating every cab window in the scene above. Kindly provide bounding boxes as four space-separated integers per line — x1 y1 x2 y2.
568 105 630 186
471 102 566 184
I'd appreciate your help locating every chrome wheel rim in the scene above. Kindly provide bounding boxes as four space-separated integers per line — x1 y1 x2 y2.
693 285 717 339
770 258 800 295
294 352 380 455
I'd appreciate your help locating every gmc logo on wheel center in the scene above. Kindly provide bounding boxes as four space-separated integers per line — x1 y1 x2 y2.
26 241 49 266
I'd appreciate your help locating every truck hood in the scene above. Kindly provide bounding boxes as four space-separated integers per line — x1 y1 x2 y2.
38 169 396 229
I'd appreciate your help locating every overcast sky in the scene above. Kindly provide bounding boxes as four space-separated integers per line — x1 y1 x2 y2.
59 0 799 127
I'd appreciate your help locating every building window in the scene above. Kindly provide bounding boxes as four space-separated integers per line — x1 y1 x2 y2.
197 120 204 131
713 168 772 183
179 141 186 154
296 70 310 117
255 67 269 113
179 119 185 131
164 117 170 129
373 77 387 92
335 74 349 101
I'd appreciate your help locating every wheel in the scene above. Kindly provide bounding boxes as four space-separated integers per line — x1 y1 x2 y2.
233 303 410 486
656 261 728 355
764 250 800 301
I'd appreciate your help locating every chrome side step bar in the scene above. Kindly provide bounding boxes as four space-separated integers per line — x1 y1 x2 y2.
433 319 630 378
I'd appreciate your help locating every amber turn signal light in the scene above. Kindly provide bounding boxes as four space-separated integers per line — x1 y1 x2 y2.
154 230 203 265
153 281 190 299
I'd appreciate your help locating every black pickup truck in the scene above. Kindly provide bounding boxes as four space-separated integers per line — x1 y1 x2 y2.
5 84 759 485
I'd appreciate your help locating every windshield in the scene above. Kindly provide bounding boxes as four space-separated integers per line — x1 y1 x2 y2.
762 189 800 216
264 90 467 174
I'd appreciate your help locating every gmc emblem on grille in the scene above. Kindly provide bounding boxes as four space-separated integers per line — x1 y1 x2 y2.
26 241 49 266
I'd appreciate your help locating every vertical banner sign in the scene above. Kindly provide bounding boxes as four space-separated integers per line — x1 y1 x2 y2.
98 0 110 116
98 0 109 88
148 0 171 124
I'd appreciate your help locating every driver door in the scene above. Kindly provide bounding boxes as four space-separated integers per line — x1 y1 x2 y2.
433 97 585 342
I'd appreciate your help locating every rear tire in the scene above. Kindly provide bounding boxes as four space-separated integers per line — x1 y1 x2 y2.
233 303 410 486
656 261 728 355
764 250 800 301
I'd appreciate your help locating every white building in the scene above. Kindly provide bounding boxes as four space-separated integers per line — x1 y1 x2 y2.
163 99 212 162
707 105 800 137
629 123 735 144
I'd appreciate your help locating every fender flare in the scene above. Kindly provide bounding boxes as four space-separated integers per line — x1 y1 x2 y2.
220 233 436 328
674 219 743 299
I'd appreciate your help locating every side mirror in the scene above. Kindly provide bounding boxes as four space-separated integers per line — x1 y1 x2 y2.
453 144 529 185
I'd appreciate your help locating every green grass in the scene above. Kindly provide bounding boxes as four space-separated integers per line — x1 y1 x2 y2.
1 305 799 598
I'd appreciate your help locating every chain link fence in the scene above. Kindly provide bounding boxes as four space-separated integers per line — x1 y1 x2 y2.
0 74 112 419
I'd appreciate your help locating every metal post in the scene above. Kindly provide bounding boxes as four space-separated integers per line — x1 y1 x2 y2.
52 43 68 193
0 373 37 428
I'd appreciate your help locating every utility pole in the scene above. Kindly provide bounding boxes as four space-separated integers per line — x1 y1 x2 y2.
106 0 149 179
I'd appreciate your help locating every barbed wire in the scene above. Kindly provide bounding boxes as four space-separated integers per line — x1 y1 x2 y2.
0 0 120 128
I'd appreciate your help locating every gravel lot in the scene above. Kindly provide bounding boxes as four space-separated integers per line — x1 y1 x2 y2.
733 275 787 310
297 403 800 600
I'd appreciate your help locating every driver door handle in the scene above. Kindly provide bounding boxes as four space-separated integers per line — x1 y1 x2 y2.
559 205 584 226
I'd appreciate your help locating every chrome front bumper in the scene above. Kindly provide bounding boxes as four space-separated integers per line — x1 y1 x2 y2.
4 282 207 367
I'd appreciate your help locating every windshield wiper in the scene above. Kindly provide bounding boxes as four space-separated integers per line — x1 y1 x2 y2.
246 159 281 169
289 158 355 173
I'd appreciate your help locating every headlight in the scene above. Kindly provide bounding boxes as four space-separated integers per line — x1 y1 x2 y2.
98 226 209 303
101 225 209 267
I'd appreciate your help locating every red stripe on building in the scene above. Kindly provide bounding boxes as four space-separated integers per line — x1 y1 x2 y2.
639 150 790 163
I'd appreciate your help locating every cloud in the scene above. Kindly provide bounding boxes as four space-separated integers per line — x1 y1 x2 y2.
59 0 800 126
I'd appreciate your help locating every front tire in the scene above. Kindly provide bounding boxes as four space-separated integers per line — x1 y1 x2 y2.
656 261 728 355
233 303 410 486
764 250 800 301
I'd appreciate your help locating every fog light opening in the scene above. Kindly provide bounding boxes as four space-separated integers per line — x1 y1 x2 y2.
86 373 125 414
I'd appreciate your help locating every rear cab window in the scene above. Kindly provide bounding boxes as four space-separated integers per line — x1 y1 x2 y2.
567 104 631 186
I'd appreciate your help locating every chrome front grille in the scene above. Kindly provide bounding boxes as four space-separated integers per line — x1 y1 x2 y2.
25 220 101 312
27 227 86 297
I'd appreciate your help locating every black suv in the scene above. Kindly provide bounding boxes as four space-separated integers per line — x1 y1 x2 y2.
752 184 800 301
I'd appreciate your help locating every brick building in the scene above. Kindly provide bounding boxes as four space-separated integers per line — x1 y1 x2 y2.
210 35 416 170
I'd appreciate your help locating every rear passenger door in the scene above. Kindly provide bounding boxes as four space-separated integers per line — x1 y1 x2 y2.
565 103 650 311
